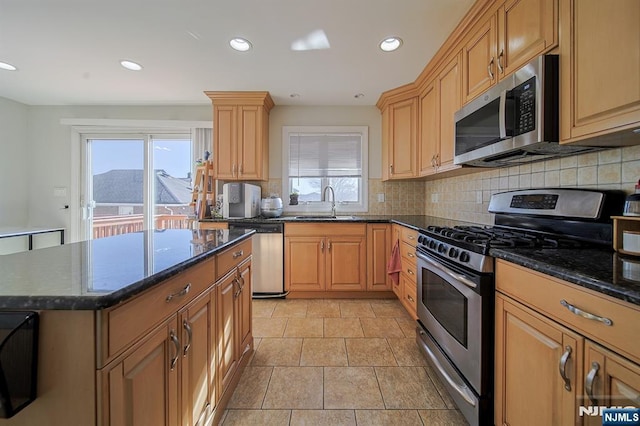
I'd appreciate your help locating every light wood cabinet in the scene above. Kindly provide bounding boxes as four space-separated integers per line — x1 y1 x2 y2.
366 223 392 291
390 224 418 318
495 259 640 425
418 81 439 176
216 269 238 395
462 14 498 104
560 0 640 143
236 259 253 357
103 316 180 426
378 86 419 181
205 91 274 181
285 223 366 293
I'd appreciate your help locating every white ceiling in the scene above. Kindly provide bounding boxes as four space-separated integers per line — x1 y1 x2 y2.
0 0 474 107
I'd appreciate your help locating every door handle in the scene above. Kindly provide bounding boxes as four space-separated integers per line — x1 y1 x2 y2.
585 361 600 405
166 283 191 302
169 330 180 371
183 319 192 356
560 300 613 326
559 346 572 391
488 57 495 80
497 49 504 73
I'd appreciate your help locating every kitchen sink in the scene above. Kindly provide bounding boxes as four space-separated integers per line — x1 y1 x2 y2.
293 215 359 220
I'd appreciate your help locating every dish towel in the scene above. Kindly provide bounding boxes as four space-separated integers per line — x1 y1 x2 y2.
387 239 402 285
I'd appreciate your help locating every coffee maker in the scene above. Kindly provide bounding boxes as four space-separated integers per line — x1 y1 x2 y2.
222 183 261 219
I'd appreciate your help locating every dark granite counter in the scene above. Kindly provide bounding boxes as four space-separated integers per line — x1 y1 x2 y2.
491 248 640 306
0 228 253 310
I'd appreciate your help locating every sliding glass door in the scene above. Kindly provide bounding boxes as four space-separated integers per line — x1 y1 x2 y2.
81 134 192 240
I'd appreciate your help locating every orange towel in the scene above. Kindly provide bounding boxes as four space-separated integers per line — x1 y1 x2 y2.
387 239 402 285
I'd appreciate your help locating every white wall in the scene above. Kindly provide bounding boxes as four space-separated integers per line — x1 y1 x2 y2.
0 97 29 226
269 106 382 179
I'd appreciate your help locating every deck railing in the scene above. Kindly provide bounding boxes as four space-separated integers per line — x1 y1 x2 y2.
92 214 192 239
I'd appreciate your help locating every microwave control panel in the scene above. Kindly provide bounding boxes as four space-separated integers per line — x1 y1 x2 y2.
513 77 536 136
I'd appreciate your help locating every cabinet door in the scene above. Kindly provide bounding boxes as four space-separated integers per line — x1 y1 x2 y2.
495 294 582 426
582 341 640 426
462 15 497 103
217 272 238 395
560 0 640 142
326 235 366 291
381 107 391 181
285 237 325 291
418 81 439 176
214 105 238 179
367 224 392 291
238 106 263 180
105 317 179 426
437 53 462 170
498 0 557 77
388 97 418 179
400 273 417 320
180 291 214 426
236 260 253 357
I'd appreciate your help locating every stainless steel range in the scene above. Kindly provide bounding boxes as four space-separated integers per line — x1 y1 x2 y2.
415 188 624 425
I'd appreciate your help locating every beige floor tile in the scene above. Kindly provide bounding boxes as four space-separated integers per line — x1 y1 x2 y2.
252 300 278 318
227 367 273 409
262 367 324 409
339 300 375 318
355 409 424 425
395 316 418 337
283 318 324 337
345 338 397 366
324 367 385 409
360 318 405 338
375 367 447 409
271 300 308 318
424 365 458 409
221 409 291 425
290 409 356 426
300 338 348 366
253 317 288 338
324 318 364 338
251 338 302 366
418 409 469 425
370 300 408 317
387 338 428 366
306 299 341 318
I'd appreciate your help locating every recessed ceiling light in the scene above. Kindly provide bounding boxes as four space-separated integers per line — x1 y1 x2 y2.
354 93 365 99
230 38 252 52
120 60 143 71
0 61 17 71
379 37 403 52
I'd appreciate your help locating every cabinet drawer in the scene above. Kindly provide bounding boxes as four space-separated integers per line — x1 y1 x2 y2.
496 260 640 363
285 223 366 237
216 238 252 280
402 261 417 283
401 275 418 319
399 241 417 266
101 258 215 365
400 227 418 245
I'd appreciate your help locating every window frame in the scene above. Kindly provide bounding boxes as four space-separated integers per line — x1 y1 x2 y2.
282 125 368 214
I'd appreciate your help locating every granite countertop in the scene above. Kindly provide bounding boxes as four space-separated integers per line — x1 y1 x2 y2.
0 228 253 310
491 247 640 306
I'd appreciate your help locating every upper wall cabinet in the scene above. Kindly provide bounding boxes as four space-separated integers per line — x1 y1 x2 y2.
378 86 418 180
205 91 274 181
462 0 557 104
559 0 640 144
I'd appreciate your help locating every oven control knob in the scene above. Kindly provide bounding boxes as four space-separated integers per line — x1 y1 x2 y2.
438 243 447 254
428 240 437 250
459 251 470 263
418 235 425 244
448 247 459 258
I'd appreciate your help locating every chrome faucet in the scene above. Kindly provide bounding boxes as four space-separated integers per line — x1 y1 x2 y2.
322 185 336 216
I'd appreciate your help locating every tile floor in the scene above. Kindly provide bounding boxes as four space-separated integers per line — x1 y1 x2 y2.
220 298 468 425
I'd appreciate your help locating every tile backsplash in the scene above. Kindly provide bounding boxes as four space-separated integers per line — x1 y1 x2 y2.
424 145 640 224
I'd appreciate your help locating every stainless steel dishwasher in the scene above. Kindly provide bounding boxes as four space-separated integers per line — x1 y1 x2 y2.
228 221 286 298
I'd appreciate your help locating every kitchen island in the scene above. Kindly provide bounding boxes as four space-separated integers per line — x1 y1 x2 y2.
0 228 254 426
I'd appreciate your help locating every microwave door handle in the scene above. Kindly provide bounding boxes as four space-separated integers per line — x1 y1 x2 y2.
499 89 508 139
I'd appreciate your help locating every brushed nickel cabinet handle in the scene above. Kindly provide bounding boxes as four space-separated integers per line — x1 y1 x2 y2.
389 164 393 175
166 283 191 302
560 300 613 326
585 361 600 405
408 252 415 258
498 49 504 73
407 294 415 303
559 346 572 391
488 57 495 80
183 319 192 356
321 240 325 251
170 330 180 371
327 240 332 250
239 164 243 175
237 266 245 290
233 250 244 259
233 277 241 299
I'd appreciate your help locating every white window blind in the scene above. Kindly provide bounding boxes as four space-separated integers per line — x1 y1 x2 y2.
289 133 362 177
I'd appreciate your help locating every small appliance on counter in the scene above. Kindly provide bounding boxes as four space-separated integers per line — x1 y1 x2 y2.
222 183 261 219
260 195 283 218
623 180 640 216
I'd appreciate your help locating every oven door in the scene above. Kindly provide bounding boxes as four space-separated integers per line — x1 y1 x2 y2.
416 249 483 392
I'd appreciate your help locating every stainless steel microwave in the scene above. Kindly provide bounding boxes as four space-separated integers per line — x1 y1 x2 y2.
453 55 600 167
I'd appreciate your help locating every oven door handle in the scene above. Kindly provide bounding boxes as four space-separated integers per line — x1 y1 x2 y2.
418 329 477 407
499 89 508 139
418 252 477 289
